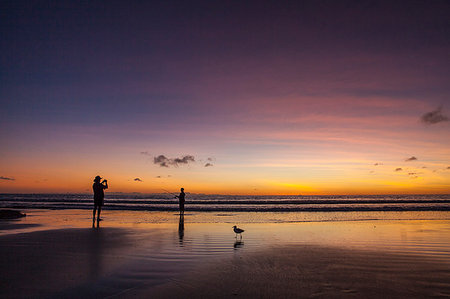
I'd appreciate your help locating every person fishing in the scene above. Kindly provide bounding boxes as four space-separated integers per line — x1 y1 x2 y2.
92 175 108 224
175 187 185 215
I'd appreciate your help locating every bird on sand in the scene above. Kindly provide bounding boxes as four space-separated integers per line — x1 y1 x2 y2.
232 225 244 238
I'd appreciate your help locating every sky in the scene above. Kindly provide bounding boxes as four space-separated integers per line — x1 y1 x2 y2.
1 0 449 195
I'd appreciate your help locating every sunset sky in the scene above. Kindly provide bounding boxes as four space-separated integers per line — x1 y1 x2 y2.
1 1 449 194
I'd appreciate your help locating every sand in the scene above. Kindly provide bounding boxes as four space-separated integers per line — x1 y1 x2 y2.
1 210 450 298
137 246 450 298
0 228 133 298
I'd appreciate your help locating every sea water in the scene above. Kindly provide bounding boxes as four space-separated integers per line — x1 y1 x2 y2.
1 193 449 212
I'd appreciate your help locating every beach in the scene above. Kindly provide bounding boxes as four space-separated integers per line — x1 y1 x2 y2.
3 0 450 297
1 209 450 298
2 209 450 298
142 246 450 298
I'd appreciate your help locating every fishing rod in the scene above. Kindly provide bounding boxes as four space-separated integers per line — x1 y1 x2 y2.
161 188 178 198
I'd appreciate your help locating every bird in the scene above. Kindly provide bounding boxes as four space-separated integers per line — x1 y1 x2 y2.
232 225 244 238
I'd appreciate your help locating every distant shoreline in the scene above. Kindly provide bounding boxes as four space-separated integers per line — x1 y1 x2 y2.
1 192 450 196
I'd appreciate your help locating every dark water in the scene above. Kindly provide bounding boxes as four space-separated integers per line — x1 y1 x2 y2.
1 193 449 212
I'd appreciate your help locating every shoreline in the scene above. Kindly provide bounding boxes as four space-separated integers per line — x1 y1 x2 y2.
3 206 450 212
1 209 449 297
1 227 449 298
1 209 450 235
1 209 450 237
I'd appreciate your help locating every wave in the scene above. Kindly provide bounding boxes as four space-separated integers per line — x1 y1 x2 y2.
1 193 449 212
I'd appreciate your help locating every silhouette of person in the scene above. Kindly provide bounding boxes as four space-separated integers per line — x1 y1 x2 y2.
93 175 108 224
175 187 185 215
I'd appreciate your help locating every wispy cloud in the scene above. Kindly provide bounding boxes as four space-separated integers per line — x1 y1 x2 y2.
405 156 417 162
373 163 383 166
395 168 403 172
134 178 143 182
421 107 449 124
0 176 15 181
140 151 151 156
153 155 195 167
204 163 213 167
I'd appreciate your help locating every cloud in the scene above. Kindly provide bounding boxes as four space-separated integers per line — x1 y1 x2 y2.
154 155 170 167
134 178 143 182
140 151 151 156
405 156 417 162
173 155 195 165
408 172 416 176
373 163 383 166
421 107 449 124
395 168 403 172
156 176 162 178
204 163 213 167
447 166 450 169
153 155 195 167
0 176 15 181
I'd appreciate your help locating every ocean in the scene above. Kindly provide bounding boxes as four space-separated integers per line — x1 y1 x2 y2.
1 193 449 212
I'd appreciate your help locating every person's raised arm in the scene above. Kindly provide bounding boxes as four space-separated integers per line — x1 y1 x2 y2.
103 180 108 189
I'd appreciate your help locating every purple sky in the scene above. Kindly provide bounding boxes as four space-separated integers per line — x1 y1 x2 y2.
1 1 449 194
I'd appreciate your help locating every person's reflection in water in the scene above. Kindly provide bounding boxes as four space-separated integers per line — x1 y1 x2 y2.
89 227 103 280
178 214 184 246
234 240 244 249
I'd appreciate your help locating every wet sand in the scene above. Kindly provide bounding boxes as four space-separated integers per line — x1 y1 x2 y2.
0 228 134 298
0 210 449 298
138 246 450 298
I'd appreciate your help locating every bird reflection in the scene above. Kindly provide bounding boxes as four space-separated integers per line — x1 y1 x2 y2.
178 214 184 246
234 240 244 249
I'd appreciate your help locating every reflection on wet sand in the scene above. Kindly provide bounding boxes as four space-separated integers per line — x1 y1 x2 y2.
0 228 131 298
88 228 103 279
178 214 184 246
1 210 449 298
234 240 244 249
